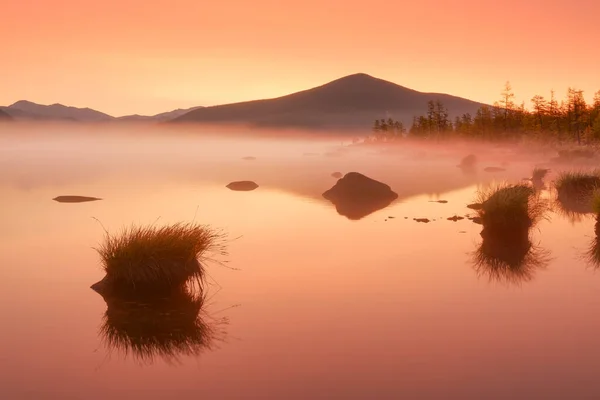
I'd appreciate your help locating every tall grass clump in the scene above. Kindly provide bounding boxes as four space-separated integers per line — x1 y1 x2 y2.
95 222 226 293
532 167 550 182
475 183 547 234
554 170 600 216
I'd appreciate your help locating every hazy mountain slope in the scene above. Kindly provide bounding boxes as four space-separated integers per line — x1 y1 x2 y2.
6 100 114 122
118 106 204 122
0 109 13 121
170 73 484 129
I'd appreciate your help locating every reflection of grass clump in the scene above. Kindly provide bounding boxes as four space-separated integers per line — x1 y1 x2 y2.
475 183 546 233
99 288 225 364
473 233 550 285
96 223 225 293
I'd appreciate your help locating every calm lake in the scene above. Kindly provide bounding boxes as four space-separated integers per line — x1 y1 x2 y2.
1 125 600 399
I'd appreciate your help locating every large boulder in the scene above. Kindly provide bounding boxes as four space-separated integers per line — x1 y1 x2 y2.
322 172 398 220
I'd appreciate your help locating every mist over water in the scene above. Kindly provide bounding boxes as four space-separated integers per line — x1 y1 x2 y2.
2 124 600 399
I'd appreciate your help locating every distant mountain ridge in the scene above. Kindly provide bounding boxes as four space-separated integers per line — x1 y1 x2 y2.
118 106 204 122
170 73 485 129
1 73 486 128
0 101 203 122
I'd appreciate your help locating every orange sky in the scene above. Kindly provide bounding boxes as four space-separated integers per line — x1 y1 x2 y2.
2 0 599 116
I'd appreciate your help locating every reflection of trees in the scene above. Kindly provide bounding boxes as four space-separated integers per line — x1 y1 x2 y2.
95 287 227 365
472 228 551 285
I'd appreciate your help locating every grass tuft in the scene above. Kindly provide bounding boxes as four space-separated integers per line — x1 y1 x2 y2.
554 170 600 215
475 183 547 232
95 222 226 293
532 167 550 182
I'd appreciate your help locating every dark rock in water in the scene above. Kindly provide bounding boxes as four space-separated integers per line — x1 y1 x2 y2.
388 216 395 219
226 181 259 191
459 231 467 234
331 172 343 179
484 167 506 172
467 203 483 210
470 217 483 224
458 154 477 168
430 200 448 204
414 218 430 223
242 156 256 160
447 215 465 222
53 195 102 203
322 172 398 220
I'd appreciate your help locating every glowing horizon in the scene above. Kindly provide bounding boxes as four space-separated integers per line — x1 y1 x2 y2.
2 0 599 117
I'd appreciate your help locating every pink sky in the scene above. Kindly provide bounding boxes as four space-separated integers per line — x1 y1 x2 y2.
2 0 599 116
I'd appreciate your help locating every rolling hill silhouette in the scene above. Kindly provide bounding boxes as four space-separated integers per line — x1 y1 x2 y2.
2 100 114 122
118 106 204 122
170 73 484 129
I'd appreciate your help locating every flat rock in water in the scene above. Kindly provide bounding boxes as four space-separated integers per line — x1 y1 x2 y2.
414 218 430 223
53 195 102 203
322 172 398 220
447 215 465 222
429 200 448 204
331 172 343 179
226 181 259 191
484 167 506 172
467 203 483 210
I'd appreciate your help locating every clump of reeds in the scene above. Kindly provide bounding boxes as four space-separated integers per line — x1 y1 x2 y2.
475 183 547 233
583 190 600 269
532 167 550 182
94 222 226 293
99 287 226 365
554 170 600 216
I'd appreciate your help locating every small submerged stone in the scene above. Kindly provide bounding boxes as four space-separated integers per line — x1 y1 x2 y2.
414 218 430 223
226 181 259 191
388 216 395 219
331 172 343 179
429 200 448 204
242 156 256 161
53 195 102 203
447 215 465 222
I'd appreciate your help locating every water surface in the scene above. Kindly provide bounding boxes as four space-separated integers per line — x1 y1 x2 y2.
1 126 599 399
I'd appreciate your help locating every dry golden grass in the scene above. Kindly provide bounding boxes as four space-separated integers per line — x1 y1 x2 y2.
95 222 226 293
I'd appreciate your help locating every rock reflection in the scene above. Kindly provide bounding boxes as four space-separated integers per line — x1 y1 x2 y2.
322 172 398 220
94 286 226 365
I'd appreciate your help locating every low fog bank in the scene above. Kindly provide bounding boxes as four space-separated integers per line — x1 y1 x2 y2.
0 124 589 204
